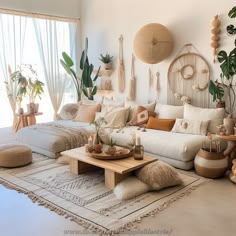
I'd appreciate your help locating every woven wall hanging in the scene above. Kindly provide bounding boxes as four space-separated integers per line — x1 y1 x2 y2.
167 44 210 108
133 23 173 64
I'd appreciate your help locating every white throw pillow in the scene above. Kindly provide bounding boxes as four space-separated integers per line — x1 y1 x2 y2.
136 161 183 190
155 103 184 119
171 118 209 136
113 177 150 200
184 104 225 133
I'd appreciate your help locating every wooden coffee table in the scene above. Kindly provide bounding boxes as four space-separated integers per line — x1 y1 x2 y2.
61 146 157 190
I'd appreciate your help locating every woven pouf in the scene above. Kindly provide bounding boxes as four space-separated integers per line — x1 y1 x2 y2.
194 148 228 178
0 144 32 168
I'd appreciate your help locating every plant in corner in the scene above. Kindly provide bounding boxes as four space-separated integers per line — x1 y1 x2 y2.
61 38 101 101
209 6 236 114
99 53 113 70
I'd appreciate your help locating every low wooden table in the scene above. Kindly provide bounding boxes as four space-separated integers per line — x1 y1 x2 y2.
15 112 43 132
61 146 157 190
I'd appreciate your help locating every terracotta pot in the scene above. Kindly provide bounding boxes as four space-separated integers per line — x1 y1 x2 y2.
94 144 102 153
104 63 111 70
27 103 35 114
194 148 228 178
216 101 225 108
105 146 116 155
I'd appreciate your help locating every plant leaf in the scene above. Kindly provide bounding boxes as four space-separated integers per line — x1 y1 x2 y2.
60 59 72 76
228 6 236 18
227 24 236 35
62 52 74 67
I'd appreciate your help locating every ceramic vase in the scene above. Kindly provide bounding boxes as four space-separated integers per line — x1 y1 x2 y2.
223 118 235 135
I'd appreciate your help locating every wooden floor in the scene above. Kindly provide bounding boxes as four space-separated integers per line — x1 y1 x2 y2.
0 127 236 236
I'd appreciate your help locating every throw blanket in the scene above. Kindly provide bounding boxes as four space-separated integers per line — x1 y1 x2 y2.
28 122 93 150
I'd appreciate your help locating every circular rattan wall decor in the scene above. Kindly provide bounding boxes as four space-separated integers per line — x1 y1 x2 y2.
167 45 210 106
133 23 173 64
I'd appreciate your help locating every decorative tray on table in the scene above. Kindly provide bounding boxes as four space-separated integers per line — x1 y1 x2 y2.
87 147 133 160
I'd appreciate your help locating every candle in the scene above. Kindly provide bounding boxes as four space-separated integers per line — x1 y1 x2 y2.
88 136 93 146
136 134 141 145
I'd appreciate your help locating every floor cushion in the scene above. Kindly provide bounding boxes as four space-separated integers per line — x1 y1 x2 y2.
0 144 32 167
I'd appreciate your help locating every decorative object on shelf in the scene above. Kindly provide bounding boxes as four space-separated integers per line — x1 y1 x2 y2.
229 159 236 183
99 53 113 70
9 64 44 114
133 23 173 64
167 44 210 107
194 147 228 178
61 38 100 101
127 54 136 101
156 72 160 96
209 6 236 115
211 15 221 63
133 134 144 160
118 35 125 93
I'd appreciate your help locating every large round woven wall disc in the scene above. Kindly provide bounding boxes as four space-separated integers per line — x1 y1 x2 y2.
134 23 173 64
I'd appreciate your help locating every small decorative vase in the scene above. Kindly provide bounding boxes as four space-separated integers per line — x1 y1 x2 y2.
27 103 35 114
94 144 102 153
105 146 116 155
216 101 225 108
194 148 228 178
104 63 111 70
18 107 24 114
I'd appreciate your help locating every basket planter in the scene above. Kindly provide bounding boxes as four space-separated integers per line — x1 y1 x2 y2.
194 148 228 178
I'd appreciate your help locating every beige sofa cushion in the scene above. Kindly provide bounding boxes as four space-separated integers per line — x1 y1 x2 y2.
0 144 32 167
155 103 184 119
74 104 101 123
59 103 79 120
184 104 225 133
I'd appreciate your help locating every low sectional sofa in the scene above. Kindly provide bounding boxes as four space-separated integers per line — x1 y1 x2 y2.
16 101 225 170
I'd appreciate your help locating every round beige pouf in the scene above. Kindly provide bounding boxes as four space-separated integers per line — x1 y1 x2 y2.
194 148 228 178
0 144 32 168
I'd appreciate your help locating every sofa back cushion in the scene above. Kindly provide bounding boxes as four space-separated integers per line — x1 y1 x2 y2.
155 103 184 119
184 104 224 133
146 117 176 131
171 118 209 136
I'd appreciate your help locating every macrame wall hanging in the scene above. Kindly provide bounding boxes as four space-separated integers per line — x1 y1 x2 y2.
148 68 161 102
211 15 221 63
167 44 210 108
127 54 136 101
118 35 125 93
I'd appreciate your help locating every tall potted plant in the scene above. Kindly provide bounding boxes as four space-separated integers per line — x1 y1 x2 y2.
61 38 100 101
209 6 236 115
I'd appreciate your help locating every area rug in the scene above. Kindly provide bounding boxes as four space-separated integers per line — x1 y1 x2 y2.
0 153 207 234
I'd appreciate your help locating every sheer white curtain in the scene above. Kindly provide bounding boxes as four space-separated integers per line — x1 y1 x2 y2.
33 19 78 119
0 14 27 127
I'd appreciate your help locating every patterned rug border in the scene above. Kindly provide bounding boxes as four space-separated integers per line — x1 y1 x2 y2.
0 171 209 235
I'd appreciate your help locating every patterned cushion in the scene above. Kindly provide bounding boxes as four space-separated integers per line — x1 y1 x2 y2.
129 106 156 126
59 103 79 120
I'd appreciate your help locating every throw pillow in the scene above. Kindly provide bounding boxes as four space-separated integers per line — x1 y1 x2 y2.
73 104 101 123
126 101 156 122
95 107 130 128
154 103 184 119
136 161 183 190
184 104 225 133
171 118 209 136
129 106 156 126
146 117 176 131
59 103 79 120
113 176 150 200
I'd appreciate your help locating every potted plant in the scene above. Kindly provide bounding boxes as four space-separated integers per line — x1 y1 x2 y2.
209 6 236 114
208 80 225 108
99 53 113 70
105 138 117 155
61 38 100 101
10 64 44 114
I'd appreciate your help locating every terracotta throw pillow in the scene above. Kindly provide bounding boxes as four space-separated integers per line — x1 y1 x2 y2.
129 106 156 126
146 117 176 131
136 161 183 190
73 104 100 123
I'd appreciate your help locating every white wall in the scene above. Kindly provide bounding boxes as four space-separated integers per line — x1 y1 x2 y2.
0 0 80 18
80 0 235 106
